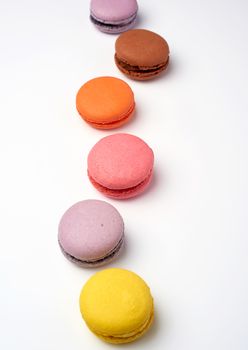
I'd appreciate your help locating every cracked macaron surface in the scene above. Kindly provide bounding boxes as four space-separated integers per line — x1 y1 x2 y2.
79 268 154 344
87 133 154 199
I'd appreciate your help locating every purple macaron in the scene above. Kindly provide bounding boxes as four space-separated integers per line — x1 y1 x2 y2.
58 200 124 267
90 0 138 34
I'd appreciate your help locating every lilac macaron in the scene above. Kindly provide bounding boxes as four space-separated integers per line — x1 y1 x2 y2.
90 0 138 34
58 200 124 267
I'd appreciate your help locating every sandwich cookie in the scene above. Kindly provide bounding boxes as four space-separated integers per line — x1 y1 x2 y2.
79 268 154 344
58 200 124 267
90 0 138 34
87 133 154 199
76 77 135 129
115 29 170 80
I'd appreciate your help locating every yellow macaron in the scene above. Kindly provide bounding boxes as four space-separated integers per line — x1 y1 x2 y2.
79 268 154 344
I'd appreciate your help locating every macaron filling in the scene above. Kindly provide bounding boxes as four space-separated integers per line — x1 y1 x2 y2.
59 236 124 266
88 169 153 198
115 55 169 76
90 12 137 30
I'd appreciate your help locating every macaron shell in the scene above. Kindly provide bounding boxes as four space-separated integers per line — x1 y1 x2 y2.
76 77 135 128
115 29 169 68
87 133 154 190
90 0 138 22
79 268 154 343
58 200 124 262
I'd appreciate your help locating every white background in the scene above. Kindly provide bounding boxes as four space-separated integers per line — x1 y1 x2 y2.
1 0 248 349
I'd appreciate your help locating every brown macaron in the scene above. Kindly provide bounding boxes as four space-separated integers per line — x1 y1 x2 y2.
115 29 170 80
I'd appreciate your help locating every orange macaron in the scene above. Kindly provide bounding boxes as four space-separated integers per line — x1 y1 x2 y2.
76 76 135 129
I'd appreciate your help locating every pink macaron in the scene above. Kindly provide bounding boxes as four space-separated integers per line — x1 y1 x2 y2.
58 200 124 267
90 0 138 34
87 133 154 199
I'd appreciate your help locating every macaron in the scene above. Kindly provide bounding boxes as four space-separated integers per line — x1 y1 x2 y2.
90 0 138 34
79 268 154 344
58 200 124 267
76 77 135 129
115 29 170 80
87 133 154 199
